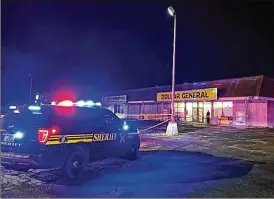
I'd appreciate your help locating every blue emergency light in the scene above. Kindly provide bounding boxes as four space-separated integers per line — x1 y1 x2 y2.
14 131 24 139
28 105 41 111
9 106 17 110
123 121 129 131
123 124 129 131
86 100 94 107
35 94 40 100
76 100 85 107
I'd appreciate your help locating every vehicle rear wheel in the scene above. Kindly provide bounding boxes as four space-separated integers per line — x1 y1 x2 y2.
61 145 89 180
124 144 139 161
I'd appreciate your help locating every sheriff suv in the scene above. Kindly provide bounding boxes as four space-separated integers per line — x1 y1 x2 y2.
1 101 140 179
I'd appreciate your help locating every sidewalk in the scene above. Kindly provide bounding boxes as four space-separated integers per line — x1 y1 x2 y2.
178 121 274 130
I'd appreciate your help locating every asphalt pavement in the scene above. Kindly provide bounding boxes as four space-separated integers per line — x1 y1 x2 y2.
1 121 274 198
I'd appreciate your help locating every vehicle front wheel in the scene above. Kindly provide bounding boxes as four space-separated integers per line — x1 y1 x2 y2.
61 145 89 180
124 144 140 161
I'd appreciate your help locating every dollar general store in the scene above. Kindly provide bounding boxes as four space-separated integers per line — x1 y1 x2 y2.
102 75 274 127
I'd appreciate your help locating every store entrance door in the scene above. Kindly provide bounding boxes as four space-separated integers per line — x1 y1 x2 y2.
198 102 204 123
192 102 198 122
186 102 211 123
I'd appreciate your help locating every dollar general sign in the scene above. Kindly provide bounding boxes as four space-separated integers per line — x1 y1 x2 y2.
157 88 217 102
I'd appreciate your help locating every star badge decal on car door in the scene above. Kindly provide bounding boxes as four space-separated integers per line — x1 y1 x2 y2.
119 132 126 143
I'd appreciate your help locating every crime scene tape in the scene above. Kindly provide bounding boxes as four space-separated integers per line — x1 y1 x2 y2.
138 119 170 133
116 113 175 121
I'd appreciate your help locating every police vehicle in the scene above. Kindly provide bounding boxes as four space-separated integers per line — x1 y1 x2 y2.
1 100 140 179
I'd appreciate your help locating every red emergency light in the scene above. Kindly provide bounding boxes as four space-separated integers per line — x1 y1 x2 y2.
53 91 77 104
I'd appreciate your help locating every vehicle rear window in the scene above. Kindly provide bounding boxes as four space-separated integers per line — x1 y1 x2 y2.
48 107 105 126
44 107 112 133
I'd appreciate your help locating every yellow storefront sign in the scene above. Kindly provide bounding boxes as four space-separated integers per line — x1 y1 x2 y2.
157 88 217 102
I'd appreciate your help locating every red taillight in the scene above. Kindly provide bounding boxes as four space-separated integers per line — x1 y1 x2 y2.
38 126 59 143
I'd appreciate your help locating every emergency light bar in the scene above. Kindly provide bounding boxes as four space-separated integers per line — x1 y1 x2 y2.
50 100 102 108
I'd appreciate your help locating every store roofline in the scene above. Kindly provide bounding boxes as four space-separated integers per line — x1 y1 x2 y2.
103 75 271 95
218 96 274 101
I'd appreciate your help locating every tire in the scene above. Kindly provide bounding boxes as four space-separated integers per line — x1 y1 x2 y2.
124 144 140 161
60 145 89 180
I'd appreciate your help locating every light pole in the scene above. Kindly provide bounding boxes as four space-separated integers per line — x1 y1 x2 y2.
166 6 179 136
29 74 33 102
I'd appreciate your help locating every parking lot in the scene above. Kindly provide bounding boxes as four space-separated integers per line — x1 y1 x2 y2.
1 122 274 198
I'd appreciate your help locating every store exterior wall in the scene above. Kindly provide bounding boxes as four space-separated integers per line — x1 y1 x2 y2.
127 102 171 120
102 95 128 118
211 101 233 125
267 100 274 127
125 100 270 127
128 103 140 115
248 100 268 127
102 95 273 127
207 98 271 127
232 100 247 126
102 76 274 127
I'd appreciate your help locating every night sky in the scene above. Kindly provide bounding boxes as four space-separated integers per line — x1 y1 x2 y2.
2 0 274 105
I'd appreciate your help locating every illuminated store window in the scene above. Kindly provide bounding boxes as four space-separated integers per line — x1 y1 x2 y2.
186 102 193 121
198 102 204 122
214 102 223 117
213 102 233 117
174 102 185 113
192 102 198 121
223 102 233 117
